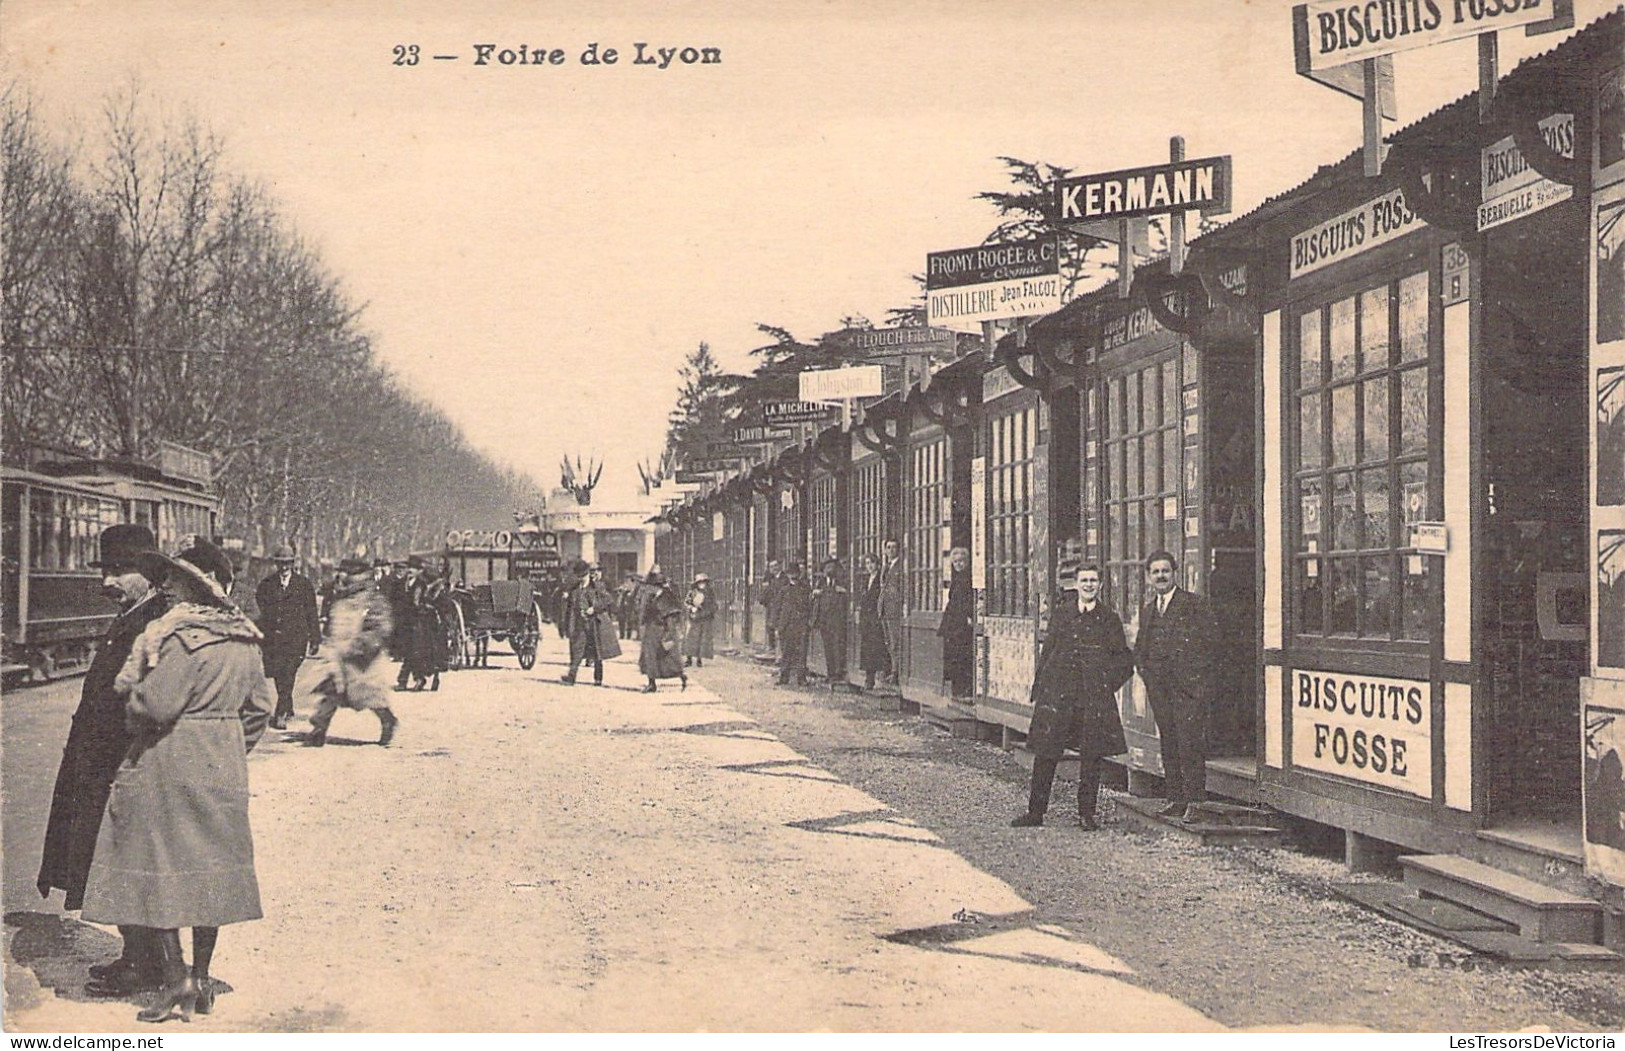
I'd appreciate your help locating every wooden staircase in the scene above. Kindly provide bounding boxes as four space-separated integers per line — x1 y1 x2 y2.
1335 853 1621 969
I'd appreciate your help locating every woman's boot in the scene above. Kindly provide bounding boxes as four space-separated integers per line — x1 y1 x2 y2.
136 929 196 1024
191 927 218 1015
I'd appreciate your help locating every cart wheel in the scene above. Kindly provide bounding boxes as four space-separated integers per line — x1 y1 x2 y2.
514 601 542 670
445 602 470 670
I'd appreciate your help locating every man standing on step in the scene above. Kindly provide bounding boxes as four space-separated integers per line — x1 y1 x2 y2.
1134 550 1217 824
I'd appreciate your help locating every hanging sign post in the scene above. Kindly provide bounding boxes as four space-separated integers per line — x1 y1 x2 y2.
1291 0 1574 175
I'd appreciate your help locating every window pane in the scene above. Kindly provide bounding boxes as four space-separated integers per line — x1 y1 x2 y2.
1330 296 1357 380
1331 386 1357 465
1400 367 1428 454
1329 558 1358 633
1362 467 1391 548
1127 436 1142 495
1128 372 1142 433
1401 555 1432 639
1164 428 1181 493
1361 284 1391 371
1332 472 1358 550
1298 559 1324 634
1363 376 1389 461
1300 309 1322 388
1300 477 1323 552
1363 556 1393 638
1399 272 1428 363
1400 461 1430 526
1143 367 1159 427
1145 428 1162 494
1163 361 1178 425
1146 500 1164 555
1300 393 1323 469
1111 504 1124 560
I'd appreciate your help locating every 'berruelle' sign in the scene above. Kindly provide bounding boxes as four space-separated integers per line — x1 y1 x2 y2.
1291 668 1432 798
1289 186 1425 279
1294 0 1567 72
925 238 1062 332
1054 157 1232 222
1478 112 1575 232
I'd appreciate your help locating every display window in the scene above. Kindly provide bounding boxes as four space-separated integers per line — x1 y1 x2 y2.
986 404 1036 617
1102 354 1181 615
907 437 947 613
1292 270 1436 645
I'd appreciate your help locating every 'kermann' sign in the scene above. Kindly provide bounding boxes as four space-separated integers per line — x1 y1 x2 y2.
1054 157 1232 222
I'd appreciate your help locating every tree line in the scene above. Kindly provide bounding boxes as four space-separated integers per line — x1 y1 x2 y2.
2 82 543 562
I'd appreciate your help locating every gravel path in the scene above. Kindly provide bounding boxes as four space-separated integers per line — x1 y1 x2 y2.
699 652 1625 1032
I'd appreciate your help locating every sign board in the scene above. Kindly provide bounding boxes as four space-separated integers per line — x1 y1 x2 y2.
674 471 710 485
925 238 1063 332
842 325 958 360
1292 669 1432 799
512 550 562 576
684 457 742 474
706 440 755 458
445 528 514 550
1293 0 1571 73
970 456 987 589
1478 113 1576 232
1410 521 1450 553
1289 186 1425 279
764 401 839 426
1054 156 1232 223
732 425 792 444
799 365 885 402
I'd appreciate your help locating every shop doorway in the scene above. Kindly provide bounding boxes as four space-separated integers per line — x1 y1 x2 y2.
1481 216 1589 831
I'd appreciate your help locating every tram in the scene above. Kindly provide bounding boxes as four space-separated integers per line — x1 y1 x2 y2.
2 443 219 683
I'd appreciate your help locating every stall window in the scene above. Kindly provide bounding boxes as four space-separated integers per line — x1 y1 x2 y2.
1294 271 1434 641
1102 356 1182 615
987 404 1036 617
853 457 887 590
808 474 838 567
908 437 947 612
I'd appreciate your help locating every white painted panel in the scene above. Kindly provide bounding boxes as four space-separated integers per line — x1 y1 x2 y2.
1445 681 1472 811
1263 310 1284 651
1265 664 1284 769
1443 301 1472 663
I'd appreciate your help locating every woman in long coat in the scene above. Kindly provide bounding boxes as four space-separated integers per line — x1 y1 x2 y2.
1011 564 1135 830
80 540 273 1023
304 559 399 747
683 574 716 667
403 567 449 691
855 553 891 689
639 568 688 692
938 546 975 697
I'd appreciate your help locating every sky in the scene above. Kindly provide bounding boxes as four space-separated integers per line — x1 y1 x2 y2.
5 0 1618 503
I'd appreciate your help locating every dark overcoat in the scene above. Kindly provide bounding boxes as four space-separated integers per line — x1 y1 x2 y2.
1027 597 1135 760
81 604 273 929
639 584 687 679
776 578 814 641
254 570 320 671
566 581 622 662
37 591 170 910
1134 587 1218 718
856 573 890 673
937 573 975 692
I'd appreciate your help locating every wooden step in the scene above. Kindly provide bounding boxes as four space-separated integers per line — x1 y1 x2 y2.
1400 854 1604 944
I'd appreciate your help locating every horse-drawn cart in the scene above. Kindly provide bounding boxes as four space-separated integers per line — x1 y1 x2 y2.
434 526 563 670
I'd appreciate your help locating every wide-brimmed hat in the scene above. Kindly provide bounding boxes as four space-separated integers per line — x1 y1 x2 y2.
90 525 161 571
271 543 296 562
140 539 236 606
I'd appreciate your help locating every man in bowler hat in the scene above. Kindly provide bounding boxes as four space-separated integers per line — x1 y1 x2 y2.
255 544 321 729
37 524 170 993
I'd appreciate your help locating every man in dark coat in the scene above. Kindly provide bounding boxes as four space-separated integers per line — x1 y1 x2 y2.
562 561 620 685
37 524 169 992
878 539 905 685
255 544 321 729
810 559 849 687
1134 550 1219 822
938 546 975 697
1012 565 1134 829
775 562 814 686
389 558 423 688
759 558 785 651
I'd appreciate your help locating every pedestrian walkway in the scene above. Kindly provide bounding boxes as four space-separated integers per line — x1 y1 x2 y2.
3 636 1220 1032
